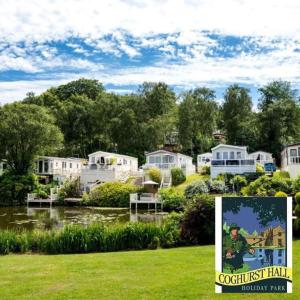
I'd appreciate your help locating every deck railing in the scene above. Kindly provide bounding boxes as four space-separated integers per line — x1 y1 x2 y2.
211 159 255 166
289 156 300 164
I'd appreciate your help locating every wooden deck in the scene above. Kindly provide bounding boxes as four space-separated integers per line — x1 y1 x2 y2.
27 187 59 208
130 193 163 212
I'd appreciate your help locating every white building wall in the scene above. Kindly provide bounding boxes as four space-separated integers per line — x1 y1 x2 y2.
144 150 195 176
281 145 300 178
211 164 256 179
35 157 84 183
80 151 138 187
211 144 255 179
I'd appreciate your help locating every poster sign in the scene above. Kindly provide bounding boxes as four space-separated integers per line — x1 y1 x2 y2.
215 197 292 293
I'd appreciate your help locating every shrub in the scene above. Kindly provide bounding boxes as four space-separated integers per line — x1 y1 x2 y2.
201 165 210 175
295 192 300 204
274 191 288 197
180 194 214 245
0 172 39 205
231 175 247 193
184 180 209 199
209 180 226 194
273 171 290 179
89 182 140 207
148 167 161 184
215 173 234 185
58 178 81 200
292 175 300 194
171 167 186 186
256 163 265 174
159 188 185 211
241 175 292 196
294 192 300 218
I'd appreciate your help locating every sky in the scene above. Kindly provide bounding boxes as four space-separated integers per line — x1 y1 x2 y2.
1 0 300 104
223 206 285 234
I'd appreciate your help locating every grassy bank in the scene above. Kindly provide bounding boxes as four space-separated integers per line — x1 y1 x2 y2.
0 241 299 300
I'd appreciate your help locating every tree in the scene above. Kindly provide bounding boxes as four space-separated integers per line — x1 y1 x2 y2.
54 78 104 100
178 88 218 156
257 81 300 162
222 84 258 149
0 103 63 175
55 95 99 157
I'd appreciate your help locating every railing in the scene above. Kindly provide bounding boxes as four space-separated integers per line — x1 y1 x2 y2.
36 168 81 175
143 163 176 169
211 159 255 166
289 156 300 164
130 193 159 202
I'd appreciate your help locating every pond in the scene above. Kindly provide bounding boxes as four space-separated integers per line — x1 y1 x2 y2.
243 248 286 270
0 206 168 231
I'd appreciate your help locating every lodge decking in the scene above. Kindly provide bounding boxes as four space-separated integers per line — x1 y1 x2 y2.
130 193 163 212
27 187 59 208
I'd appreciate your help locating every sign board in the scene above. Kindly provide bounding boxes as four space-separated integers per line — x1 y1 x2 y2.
215 196 292 293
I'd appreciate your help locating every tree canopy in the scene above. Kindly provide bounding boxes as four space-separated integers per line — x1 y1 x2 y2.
0 103 63 175
1 78 300 175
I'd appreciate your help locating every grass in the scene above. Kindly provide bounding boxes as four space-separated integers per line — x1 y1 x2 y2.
0 241 299 300
174 173 209 192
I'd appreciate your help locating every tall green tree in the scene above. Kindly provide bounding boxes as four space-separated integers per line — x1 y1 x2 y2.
258 81 300 162
0 103 63 175
222 84 258 150
178 88 218 156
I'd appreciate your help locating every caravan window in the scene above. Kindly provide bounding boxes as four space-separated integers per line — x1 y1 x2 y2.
230 151 234 159
216 152 221 159
290 149 297 157
149 156 155 163
155 156 161 163
223 152 228 160
162 156 168 163
237 152 241 159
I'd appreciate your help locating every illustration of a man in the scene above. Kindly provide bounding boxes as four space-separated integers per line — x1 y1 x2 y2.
223 223 255 273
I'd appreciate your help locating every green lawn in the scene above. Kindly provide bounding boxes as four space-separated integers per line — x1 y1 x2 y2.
0 241 299 300
174 173 209 192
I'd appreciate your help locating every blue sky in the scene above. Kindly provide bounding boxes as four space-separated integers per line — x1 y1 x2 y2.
1 0 300 104
223 206 285 234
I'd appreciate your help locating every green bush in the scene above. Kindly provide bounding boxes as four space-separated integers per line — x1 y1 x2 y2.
171 167 186 186
274 191 288 197
58 178 81 200
273 171 290 179
292 175 300 194
215 173 234 185
159 188 185 211
294 192 300 218
295 192 300 204
201 165 210 175
180 194 214 245
0 222 182 255
89 182 140 207
0 172 39 205
209 180 226 194
231 175 247 193
256 163 265 174
184 180 209 199
241 175 292 196
148 167 161 184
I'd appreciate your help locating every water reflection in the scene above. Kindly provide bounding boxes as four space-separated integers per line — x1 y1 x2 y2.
0 206 168 231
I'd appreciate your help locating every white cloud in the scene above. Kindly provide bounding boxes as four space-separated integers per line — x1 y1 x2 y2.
1 0 300 42
2 0 300 102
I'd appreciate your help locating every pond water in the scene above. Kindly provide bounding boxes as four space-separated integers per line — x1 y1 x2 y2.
244 248 286 270
0 206 168 231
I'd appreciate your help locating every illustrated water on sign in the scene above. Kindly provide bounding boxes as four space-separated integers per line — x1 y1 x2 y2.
215 197 292 293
